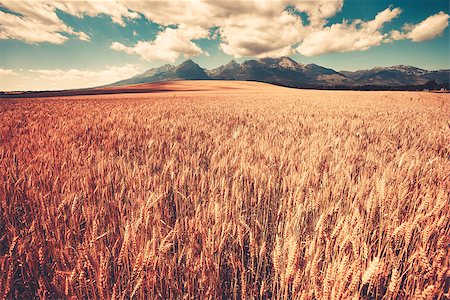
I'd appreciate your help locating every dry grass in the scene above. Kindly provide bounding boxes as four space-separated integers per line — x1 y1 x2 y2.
0 83 449 299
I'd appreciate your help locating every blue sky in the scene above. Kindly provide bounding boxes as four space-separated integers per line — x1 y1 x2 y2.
0 0 449 91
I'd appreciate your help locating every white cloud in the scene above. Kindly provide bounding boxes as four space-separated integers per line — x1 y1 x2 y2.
0 68 18 76
122 0 304 58
0 64 141 91
0 0 448 59
54 0 140 26
390 12 449 42
123 0 214 28
0 1 90 44
294 0 344 27
111 26 209 62
0 0 309 57
219 10 303 58
366 7 403 32
29 64 140 84
297 7 402 56
0 0 139 43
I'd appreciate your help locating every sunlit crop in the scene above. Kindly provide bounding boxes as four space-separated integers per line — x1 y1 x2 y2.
1 87 449 299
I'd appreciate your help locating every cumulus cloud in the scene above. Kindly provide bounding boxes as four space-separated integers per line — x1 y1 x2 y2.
294 0 344 27
0 2 89 44
115 1 448 59
1 0 306 57
54 0 140 26
123 0 304 58
390 12 449 42
0 0 139 43
0 0 449 59
219 11 303 58
111 26 209 62
297 7 402 56
123 0 215 28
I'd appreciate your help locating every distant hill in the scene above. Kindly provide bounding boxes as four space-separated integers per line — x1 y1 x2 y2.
340 65 450 86
111 59 209 86
108 57 450 90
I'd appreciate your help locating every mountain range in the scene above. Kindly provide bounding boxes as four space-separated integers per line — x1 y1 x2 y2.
110 57 450 90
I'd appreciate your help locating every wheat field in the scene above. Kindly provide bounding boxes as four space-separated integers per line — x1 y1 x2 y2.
0 83 449 299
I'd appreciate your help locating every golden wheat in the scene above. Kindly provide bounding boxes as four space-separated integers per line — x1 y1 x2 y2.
0 88 449 299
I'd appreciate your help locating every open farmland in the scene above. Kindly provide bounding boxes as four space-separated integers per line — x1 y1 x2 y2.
0 81 449 299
